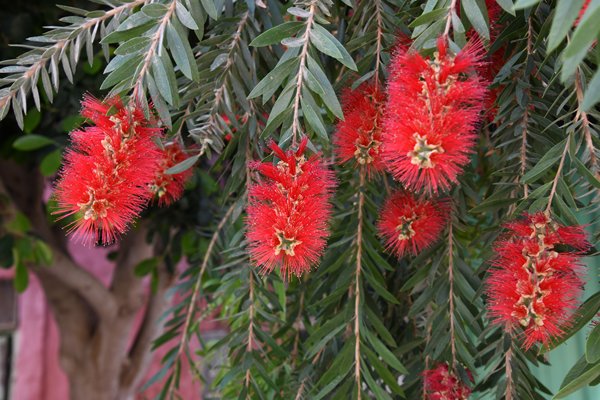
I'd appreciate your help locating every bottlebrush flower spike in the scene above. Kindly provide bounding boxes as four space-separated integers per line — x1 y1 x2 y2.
54 95 162 244
377 192 448 258
334 82 386 176
423 363 472 400
246 137 335 278
486 212 590 349
149 142 193 206
383 37 487 193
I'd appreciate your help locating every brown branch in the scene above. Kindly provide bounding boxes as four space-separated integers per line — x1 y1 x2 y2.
166 202 236 399
354 169 366 400
373 0 384 87
448 219 457 370
245 269 255 392
290 1 317 146
545 138 570 213
520 18 534 199
505 345 513 400
443 0 459 38
132 0 178 101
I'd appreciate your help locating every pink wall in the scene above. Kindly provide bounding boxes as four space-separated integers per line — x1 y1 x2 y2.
3 243 214 400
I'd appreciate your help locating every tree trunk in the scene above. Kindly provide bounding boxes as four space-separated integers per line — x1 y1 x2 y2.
0 161 174 400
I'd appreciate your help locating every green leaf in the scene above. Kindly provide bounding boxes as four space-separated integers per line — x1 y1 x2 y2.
23 109 41 134
100 54 142 90
40 149 62 177
32 239 52 266
544 292 600 352
13 134 55 151
166 23 199 81
305 57 343 119
582 68 600 111
309 25 342 60
586 323 600 363
135 257 160 277
201 0 219 20
463 0 490 40
165 154 199 174
554 358 600 399
563 3 600 62
250 21 304 47
572 155 600 188
115 37 151 56
364 329 408 374
142 3 168 18
548 0 585 52
152 55 174 105
175 1 199 30
513 0 542 10
312 24 357 70
522 139 566 183
14 257 28 293
409 7 449 28
247 58 298 99
495 0 516 15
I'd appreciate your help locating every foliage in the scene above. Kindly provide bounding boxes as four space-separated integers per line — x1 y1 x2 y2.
1 0 600 399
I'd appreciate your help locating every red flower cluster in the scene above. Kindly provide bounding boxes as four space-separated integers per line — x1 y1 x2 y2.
377 192 448 258
149 142 193 206
55 96 192 244
334 83 386 176
383 38 487 194
246 138 335 278
486 212 589 349
423 363 471 400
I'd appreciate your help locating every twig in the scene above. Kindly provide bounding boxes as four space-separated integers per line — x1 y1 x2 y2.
443 0 459 38
245 269 256 393
505 344 513 400
165 202 236 399
354 169 366 400
521 18 534 199
290 1 317 147
545 138 570 213
448 219 457 370
132 0 178 101
373 0 384 87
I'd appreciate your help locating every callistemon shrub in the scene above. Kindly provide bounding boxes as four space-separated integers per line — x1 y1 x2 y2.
333 82 386 176
383 37 487 194
486 212 590 349
377 191 448 258
246 137 334 278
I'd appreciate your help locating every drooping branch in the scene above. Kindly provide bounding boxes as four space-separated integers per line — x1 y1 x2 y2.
505 344 514 400
520 18 534 199
373 0 384 87
245 269 256 392
0 0 148 123
443 0 458 38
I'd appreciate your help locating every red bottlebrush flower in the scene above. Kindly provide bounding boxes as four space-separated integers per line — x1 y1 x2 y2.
377 192 448 258
246 137 335 278
333 82 386 176
54 95 163 244
149 142 193 206
486 212 590 349
383 38 487 194
423 363 472 400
